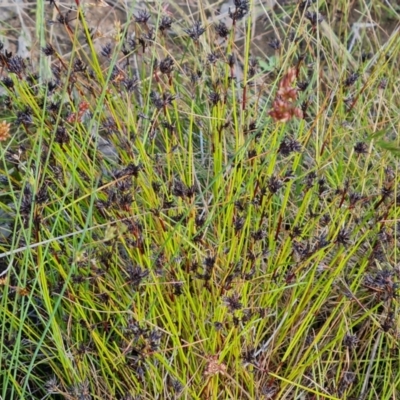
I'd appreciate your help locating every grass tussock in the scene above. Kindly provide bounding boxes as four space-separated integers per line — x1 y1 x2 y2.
0 0 399 399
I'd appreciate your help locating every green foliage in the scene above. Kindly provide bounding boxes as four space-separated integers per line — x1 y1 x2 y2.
0 0 399 399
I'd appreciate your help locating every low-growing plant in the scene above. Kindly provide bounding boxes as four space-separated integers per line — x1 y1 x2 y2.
0 0 399 399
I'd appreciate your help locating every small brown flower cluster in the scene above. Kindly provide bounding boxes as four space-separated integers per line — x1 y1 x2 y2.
0 120 11 141
269 67 303 123
204 355 227 376
66 101 90 123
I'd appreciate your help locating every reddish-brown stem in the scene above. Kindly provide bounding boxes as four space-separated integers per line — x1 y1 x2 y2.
242 84 247 110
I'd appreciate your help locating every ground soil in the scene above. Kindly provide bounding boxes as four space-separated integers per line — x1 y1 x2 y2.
0 1 398 68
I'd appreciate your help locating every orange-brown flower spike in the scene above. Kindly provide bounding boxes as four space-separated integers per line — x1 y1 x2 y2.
269 67 303 122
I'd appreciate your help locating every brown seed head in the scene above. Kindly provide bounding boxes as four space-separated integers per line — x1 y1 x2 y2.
0 121 11 141
204 355 227 376
269 67 303 122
